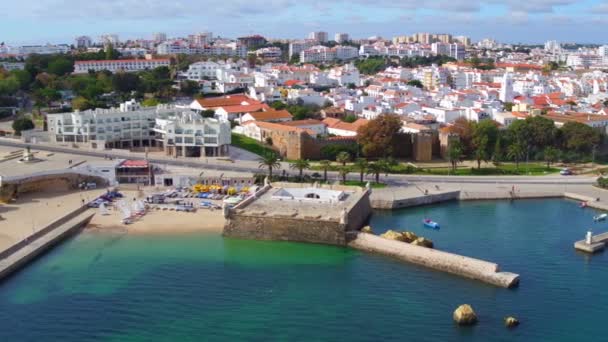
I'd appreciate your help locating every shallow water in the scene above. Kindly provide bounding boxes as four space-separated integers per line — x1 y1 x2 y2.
0 199 606 341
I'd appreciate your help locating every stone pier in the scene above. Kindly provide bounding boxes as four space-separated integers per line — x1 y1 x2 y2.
348 232 520 288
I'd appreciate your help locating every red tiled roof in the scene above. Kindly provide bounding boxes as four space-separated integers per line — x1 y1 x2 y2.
75 59 170 64
195 95 258 109
221 103 268 114
119 160 149 168
247 109 293 120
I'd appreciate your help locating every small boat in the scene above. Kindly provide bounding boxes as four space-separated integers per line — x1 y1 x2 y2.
594 213 607 221
423 219 440 229
580 201 588 208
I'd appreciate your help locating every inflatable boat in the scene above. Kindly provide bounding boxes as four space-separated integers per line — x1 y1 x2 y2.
423 219 440 229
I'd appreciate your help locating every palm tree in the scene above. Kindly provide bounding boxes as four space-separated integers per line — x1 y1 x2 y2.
507 143 525 170
336 151 351 166
257 152 281 178
319 160 332 182
447 142 463 172
367 162 386 183
338 166 351 184
289 159 310 181
354 158 369 183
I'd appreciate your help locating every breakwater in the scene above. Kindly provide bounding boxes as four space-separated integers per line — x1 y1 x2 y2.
0 207 94 281
347 232 520 288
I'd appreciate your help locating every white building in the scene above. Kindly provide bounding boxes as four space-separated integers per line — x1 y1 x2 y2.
499 73 514 103
300 45 358 63
309 31 329 43
0 62 25 71
10 44 70 55
99 34 120 46
73 59 170 74
47 100 231 157
255 47 282 59
335 33 350 43
289 40 316 58
153 32 167 43
181 61 221 81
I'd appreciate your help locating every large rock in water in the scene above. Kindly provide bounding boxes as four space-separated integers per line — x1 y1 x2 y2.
361 226 374 234
504 316 519 328
380 230 407 242
412 237 434 248
453 304 478 325
401 231 418 243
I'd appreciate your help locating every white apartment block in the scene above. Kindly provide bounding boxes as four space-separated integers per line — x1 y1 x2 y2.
289 40 316 58
0 62 25 71
7 44 70 55
181 61 221 81
100 34 120 45
300 45 358 63
46 100 231 157
153 32 167 43
255 47 282 59
73 59 170 74
308 31 328 42
335 33 350 43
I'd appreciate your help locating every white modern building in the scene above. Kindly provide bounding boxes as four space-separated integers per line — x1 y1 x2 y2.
300 45 358 63
7 44 70 55
46 100 231 157
309 31 329 43
335 33 350 43
73 58 170 74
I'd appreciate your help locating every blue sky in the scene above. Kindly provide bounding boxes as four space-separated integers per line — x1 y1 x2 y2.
2 0 608 45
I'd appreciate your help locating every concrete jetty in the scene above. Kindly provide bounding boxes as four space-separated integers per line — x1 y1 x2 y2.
347 232 520 288
574 231 608 253
0 208 94 281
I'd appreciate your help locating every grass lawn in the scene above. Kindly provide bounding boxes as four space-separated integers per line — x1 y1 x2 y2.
415 163 559 176
310 161 559 176
342 180 387 188
231 133 275 157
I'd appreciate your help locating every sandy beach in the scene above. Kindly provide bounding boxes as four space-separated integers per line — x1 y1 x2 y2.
87 206 225 235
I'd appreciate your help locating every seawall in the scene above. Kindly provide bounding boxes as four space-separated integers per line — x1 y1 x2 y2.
347 232 520 288
0 207 94 281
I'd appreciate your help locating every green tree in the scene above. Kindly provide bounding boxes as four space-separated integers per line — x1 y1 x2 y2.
342 114 357 123
47 57 73 76
560 121 602 154
180 80 200 96
258 152 281 178
507 143 526 169
270 101 287 110
336 151 351 166
367 161 386 183
492 135 503 165
105 44 117 60
289 159 310 180
319 160 332 182
354 158 369 182
448 140 463 172
33 87 61 109
338 166 351 184
72 96 92 111
112 72 140 93
472 120 498 169
407 79 424 89
12 116 35 135
544 147 560 169
141 98 160 107
504 102 514 111
0 77 19 96
200 109 216 118
357 114 403 157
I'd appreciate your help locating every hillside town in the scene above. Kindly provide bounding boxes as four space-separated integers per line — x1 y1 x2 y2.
1 30 608 170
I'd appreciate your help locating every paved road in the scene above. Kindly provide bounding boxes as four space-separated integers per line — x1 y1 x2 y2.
0 139 597 185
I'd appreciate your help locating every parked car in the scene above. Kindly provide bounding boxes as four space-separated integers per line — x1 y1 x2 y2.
560 168 573 176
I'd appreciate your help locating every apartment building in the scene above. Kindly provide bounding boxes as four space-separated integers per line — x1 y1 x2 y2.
46 100 231 157
73 58 170 74
308 31 329 43
300 45 358 63
75 36 92 49
335 33 350 43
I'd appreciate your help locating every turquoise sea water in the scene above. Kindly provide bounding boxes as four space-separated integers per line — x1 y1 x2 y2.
0 199 607 341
